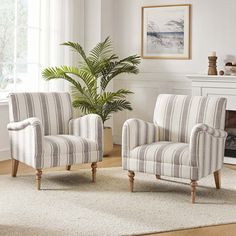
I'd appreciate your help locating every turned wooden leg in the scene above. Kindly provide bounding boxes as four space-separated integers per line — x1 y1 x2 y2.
11 159 19 177
36 169 42 190
214 170 221 189
91 162 97 183
191 180 198 204
156 174 161 179
66 165 71 171
128 171 135 192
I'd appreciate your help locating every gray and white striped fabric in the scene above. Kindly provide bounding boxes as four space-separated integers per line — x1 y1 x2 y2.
122 119 159 170
8 93 103 169
8 117 43 168
122 94 227 180
153 94 226 142
69 114 103 161
43 135 100 168
190 123 227 179
9 92 73 135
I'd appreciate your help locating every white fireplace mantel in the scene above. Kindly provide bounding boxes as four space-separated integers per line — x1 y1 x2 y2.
187 74 236 164
187 74 236 111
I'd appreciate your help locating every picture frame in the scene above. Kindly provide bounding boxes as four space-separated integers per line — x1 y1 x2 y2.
141 4 191 59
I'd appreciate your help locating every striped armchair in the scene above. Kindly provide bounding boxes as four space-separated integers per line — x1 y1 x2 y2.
7 92 103 190
122 94 227 203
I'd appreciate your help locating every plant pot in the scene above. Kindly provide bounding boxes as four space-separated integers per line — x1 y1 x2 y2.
103 127 113 156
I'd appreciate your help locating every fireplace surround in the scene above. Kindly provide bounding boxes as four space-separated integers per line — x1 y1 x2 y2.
225 110 236 157
188 74 236 164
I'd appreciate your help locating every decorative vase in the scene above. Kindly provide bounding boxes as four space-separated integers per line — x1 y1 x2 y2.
103 127 113 156
208 56 218 75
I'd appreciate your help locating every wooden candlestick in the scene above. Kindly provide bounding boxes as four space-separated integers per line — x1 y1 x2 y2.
208 56 218 75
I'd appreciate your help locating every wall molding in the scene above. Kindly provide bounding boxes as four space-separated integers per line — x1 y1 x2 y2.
117 72 193 83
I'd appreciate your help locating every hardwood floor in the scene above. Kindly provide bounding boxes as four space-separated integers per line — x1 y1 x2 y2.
146 223 236 236
0 145 236 236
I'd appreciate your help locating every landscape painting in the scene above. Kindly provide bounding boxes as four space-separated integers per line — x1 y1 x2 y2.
142 5 190 59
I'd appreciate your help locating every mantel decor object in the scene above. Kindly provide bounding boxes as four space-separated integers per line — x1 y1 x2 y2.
224 62 236 76
208 52 218 75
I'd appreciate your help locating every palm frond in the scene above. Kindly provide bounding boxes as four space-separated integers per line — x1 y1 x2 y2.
59 65 97 91
100 55 141 90
72 99 96 114
119 55 141 65
101 100 133 123
61 41 94 74
42 67 83 92
100 64 139 91
100 89 133 102
89 37 113 62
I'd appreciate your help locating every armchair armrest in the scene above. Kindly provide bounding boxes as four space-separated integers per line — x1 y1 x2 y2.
69 114 103 156
122 118 159 160
7 117 42 131
8 117 44 169
190 123 227 179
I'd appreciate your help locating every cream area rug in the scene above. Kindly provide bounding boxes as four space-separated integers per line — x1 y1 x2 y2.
0 167 236 236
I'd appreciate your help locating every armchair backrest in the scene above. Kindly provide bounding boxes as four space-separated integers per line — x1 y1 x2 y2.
153 94 227 143
8 92 73 135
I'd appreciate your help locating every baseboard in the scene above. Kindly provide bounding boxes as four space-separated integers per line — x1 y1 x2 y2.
224 157 236 165
0 148 10 161
113 135 121 145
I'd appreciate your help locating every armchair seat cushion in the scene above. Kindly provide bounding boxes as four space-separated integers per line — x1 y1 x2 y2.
130 142 189 165
129 142 197 179
43 135 100 168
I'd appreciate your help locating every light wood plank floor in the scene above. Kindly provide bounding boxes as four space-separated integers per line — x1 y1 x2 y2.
0 145 236 236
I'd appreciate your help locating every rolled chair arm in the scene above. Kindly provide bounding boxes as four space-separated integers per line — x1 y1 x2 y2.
190 123 227 179
122 118 159 160
8 117 44 169
7 117 42 131
191 123 227 139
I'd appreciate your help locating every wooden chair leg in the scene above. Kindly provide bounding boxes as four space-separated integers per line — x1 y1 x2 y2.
128 171 135 192
191 180 198 203
66 165 71 171
11 159 19 177
36 169 42 190
91 162 97 182
156 174 161 179
214 170 221 189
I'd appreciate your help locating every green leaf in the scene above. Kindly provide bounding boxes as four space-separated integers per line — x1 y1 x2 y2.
61 41 95 74
89 36 113 62
42 67 83 92
59 65 97 91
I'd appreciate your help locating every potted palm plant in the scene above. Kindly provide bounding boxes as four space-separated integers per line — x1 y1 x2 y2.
42 37 140 155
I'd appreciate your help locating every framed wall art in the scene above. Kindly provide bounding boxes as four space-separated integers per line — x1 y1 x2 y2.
142 4 191 59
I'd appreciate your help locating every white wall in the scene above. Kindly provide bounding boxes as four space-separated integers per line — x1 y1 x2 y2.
112 0 236 143
84 0 101 53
